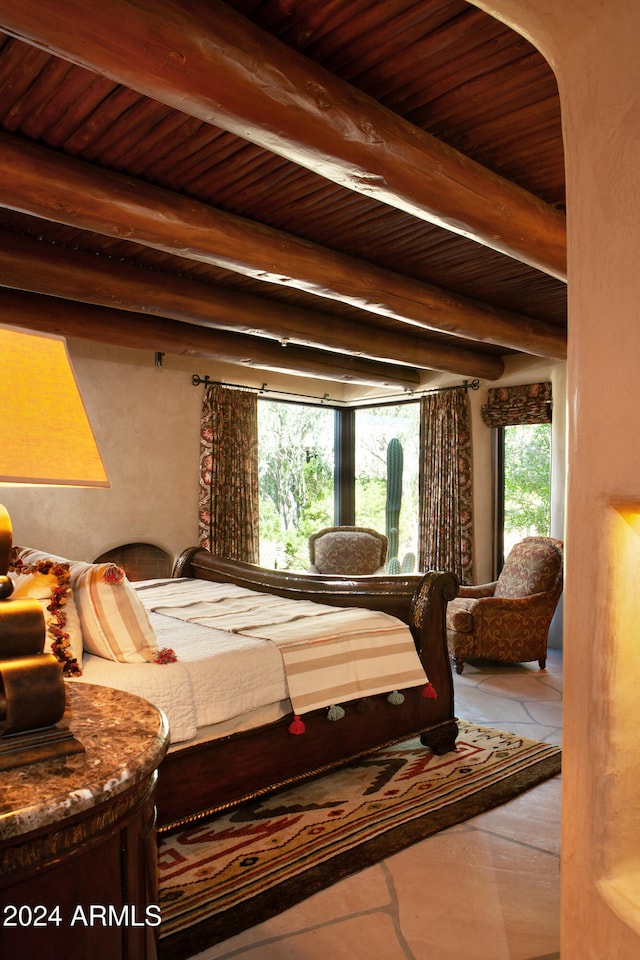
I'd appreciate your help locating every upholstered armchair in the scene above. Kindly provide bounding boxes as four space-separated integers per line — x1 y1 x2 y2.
308 526 388 575
446 536 563 674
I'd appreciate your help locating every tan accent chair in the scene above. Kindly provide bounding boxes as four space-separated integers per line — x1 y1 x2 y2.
308 526 388 576
446 536 564 674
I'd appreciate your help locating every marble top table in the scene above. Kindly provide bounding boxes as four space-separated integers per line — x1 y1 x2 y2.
0 682 169 855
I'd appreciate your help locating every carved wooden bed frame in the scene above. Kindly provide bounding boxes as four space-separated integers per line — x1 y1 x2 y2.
154 547 459 831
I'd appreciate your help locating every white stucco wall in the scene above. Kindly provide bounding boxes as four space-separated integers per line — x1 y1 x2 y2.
473 0 640 955
2 338 202 561
1 338 358 563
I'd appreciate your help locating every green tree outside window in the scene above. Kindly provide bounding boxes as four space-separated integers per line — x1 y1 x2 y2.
503 422 551 555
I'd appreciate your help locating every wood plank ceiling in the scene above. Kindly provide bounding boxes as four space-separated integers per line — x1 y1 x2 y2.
0 0 566 389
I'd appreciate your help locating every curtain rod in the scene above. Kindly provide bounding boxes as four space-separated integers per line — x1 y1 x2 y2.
191 374 480 406
191 374 348 404
356 378 481 406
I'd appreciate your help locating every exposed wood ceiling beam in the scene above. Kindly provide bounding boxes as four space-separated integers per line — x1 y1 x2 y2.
0 135 566 360
0 289 422 389
0 0 567 279
0 231 505 380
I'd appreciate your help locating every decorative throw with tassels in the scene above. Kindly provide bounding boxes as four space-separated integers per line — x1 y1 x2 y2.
145 578 435 735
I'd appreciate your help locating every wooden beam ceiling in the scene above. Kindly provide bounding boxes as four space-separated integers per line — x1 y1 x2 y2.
0 231 504 379
0 134 565 361
0 0 567 280
0 289 423 389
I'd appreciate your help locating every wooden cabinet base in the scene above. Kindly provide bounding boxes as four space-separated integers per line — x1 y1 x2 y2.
0 685 168 960
0 774 159 959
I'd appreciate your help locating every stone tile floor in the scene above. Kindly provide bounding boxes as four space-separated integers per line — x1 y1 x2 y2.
188 650 563 960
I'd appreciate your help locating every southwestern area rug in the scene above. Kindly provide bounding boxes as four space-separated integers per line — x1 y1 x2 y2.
157 720 561 960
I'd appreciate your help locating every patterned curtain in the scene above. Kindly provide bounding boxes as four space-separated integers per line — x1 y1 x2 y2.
481 382 552 427
418 388 474 585
198 383 259 563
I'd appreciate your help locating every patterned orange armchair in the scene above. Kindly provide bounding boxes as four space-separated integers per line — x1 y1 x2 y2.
308 526 388 575
446 536 563 674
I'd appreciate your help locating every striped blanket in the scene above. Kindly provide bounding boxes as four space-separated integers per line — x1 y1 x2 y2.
140 578 429 717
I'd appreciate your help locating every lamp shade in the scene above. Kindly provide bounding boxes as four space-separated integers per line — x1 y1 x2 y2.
0 325 109 486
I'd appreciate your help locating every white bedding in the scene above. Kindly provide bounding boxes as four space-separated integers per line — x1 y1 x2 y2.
72 580 289 744
140 576 428 716
71 576 425 747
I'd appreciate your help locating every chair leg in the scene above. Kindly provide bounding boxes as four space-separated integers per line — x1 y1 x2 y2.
538 657 547 669
454 657 465 675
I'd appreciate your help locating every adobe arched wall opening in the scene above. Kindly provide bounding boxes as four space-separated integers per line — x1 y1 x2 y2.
471 0 640 957
94 542 173 581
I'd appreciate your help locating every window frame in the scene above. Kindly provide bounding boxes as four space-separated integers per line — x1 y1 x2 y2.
493 427 506 577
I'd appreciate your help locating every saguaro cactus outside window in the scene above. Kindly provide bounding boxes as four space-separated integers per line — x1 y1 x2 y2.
385 438 416 573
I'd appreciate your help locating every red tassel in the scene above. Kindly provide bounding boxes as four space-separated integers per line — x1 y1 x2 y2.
102 564 125 584
288 714 306 735
422 682 438 699
154 647 178 664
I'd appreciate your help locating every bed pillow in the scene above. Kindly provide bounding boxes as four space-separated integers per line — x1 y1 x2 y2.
16 547 159 664
8 556 83 676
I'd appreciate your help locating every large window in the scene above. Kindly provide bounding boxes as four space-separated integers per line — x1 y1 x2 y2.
257 399 420 572
257 400 334 569
499 422 552 563
482 381 553 574
354 403 420 572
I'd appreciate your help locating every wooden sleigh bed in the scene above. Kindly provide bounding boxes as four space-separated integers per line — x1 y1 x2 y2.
10 543 459 832
153 548 459 831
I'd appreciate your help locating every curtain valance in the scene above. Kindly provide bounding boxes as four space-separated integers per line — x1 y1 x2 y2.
481 382 552 427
